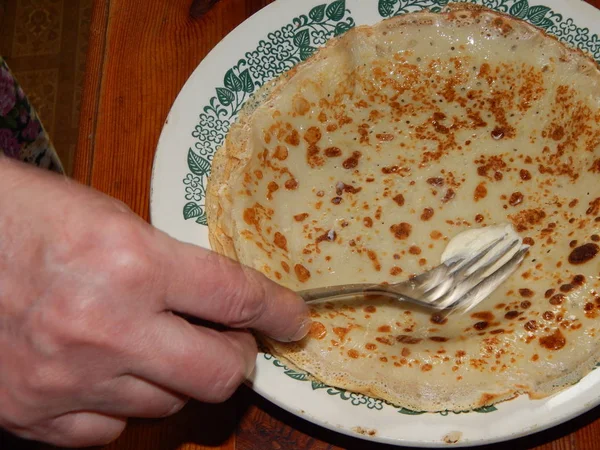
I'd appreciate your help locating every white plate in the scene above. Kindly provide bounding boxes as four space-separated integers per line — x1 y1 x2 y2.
150 0 600 446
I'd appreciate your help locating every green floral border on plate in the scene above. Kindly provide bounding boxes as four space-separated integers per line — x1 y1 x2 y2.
179 0 600 414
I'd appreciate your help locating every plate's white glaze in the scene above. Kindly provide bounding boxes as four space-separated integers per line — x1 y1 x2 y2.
150 0 600 446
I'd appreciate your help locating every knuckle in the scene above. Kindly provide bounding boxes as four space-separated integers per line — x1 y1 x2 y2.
222 271 267 328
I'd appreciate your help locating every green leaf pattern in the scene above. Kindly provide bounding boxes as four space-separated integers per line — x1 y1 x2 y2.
183 0 355 224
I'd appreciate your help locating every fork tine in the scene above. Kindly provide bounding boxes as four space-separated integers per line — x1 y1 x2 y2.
430 238 519 307
436 245 529 310
446 235 507 277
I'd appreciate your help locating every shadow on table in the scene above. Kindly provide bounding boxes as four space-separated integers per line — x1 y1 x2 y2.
239 386 600 449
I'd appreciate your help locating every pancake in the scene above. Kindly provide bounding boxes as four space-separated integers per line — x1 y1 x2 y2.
206 4 600 411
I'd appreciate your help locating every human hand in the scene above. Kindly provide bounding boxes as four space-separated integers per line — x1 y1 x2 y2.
0 157 309 447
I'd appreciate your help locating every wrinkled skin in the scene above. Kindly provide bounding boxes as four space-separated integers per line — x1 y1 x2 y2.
0 157 309 447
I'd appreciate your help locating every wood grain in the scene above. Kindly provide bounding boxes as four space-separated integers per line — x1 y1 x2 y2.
4 0 600 449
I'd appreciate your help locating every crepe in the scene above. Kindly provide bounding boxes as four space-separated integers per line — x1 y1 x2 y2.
206 4 600 411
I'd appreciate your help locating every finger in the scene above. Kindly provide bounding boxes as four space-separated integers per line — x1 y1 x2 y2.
132 314 256 403
87 374 188 418
35 412 126 448
157 238 310 342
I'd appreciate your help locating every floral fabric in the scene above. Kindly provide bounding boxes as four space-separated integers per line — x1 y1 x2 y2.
0 57 63 173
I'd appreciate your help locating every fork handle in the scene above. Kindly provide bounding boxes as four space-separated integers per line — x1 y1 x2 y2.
298 283 373 302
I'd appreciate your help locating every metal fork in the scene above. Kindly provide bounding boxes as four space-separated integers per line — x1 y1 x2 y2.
298 234 529 312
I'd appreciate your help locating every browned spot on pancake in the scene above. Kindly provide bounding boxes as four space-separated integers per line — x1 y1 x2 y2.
550 125 565 141
378 325 391 333
273 145 288 160
409 245 422 255
504 311 520 320
430 336 449 342
396 335 423 344
421 364 433 372
331 197 342 204
367 249 381 271
376 133 394 141
491 127 505 140
519 288 534 298
539 329 566 350
401 347 411 357
523 237 535 246
281 261 290 273
421 208 434 221
309 322 327 340
364 305 376 313
393 194 405 206
303 126 322 144
376 337 392 345
334 326 353 341
365 343 377 351
316 230 336 243
589 159 600 173
347 349 359 359
543 311 555 320
294 213 308 222
587 198 600 216
478 393 499 407
390 266 403 276
431 230 443 240
306 145 324 168
509 208 546 232
474 182 487 201
509 192 524 207
324 146 342 157
284 178 298 190
520 169 532 180
549 294 565 305
474 321 489 330
471 311 495 321
475 214 484 223
294 264 311 282
243 208 258 226
293 96 310 116
568 243 599 265
521 301 532 309
442 189 456 203
273 232 287 251
336 183 362 195
266 181 279 200
285 129 300 146
427 177 444 187
363 217 373 228
342 151 362 169
524 320 537 331
390 222 412 240
431 313 448 325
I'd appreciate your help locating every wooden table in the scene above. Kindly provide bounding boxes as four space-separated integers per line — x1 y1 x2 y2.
3 0 600 448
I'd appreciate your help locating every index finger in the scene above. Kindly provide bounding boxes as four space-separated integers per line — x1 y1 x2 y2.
157 236 310 342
